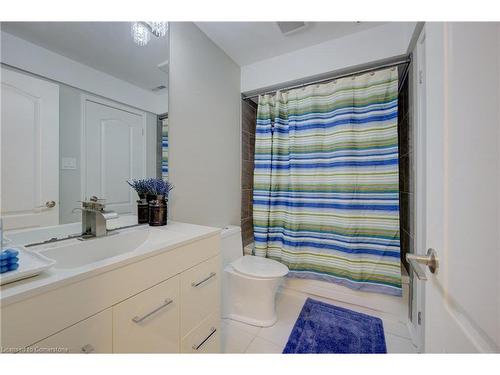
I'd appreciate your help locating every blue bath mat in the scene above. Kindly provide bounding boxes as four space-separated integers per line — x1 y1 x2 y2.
283 298 387 353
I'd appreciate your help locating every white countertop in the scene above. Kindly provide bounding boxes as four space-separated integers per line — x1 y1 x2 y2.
0 221 220 307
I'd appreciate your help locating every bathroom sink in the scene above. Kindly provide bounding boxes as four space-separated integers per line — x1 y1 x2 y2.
39 228 150 269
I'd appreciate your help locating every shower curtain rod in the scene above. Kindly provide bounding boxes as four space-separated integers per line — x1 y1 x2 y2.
242 55 412 101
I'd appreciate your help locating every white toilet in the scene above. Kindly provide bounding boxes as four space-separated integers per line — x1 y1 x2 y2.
221 226 289 327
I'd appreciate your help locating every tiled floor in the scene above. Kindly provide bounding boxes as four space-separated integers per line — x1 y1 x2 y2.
221 288 418 354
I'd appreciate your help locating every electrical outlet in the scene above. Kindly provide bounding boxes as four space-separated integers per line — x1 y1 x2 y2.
61 157 77 170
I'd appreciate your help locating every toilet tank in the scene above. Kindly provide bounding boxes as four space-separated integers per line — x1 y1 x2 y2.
221 225 243 267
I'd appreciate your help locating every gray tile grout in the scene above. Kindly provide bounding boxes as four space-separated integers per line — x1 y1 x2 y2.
243 331 260 353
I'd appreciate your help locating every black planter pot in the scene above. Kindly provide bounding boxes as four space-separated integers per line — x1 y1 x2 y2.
146 193 158 203
149 195 167 226
137 199 149 224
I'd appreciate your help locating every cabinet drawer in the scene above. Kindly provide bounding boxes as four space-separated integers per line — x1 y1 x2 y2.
181 311 220 353
113 275 180 353
180 255 221 336
29 309 112 354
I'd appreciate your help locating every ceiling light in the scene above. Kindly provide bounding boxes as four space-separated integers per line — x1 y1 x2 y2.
131 22 168 46
149 22 168 38
131 22 151 46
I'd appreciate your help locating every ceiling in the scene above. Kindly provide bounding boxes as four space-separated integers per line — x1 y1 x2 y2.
195 22 387 66
1 22 169 92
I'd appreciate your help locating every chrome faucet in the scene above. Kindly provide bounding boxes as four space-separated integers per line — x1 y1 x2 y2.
79 196 119 238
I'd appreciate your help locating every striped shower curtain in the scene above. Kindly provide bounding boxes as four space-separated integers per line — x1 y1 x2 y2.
253 68 402 296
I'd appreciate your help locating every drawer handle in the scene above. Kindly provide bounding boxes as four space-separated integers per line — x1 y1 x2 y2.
132 298 173 324
81 344 95 353
192 327 217 351
191 272 217 287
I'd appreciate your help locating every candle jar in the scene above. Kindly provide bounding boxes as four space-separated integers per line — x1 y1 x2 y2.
149 195 167 226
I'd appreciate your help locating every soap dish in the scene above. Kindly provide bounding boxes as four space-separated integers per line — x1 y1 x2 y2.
0 247 55 286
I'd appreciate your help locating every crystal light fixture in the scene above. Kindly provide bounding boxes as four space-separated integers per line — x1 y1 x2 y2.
131 22 168 46
131 22 151 46
149 22 168 38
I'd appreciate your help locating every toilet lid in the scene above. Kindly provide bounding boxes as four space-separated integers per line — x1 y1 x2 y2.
232 256 289 279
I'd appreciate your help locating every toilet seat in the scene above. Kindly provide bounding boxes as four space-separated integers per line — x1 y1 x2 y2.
231 255 289 279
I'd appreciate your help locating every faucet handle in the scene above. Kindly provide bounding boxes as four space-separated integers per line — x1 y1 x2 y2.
81 196 106 211
88 196 106 205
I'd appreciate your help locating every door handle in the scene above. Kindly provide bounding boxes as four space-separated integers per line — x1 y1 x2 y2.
36 201 56 209
191 272 217 287
406 248 439 281
81 344 95 353
192 327 217 351
132 298 173 323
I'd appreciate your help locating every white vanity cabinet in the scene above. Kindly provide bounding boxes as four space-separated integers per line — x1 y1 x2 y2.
29 309 112 354
180 254 221 353
113 275 180 353
181 311 220 353
180 255 221 336
0 227 221 354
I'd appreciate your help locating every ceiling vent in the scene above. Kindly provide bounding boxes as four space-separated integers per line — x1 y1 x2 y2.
276 22 308 36
151 85 167 93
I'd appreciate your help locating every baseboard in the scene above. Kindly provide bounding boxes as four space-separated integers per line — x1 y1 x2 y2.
282 269 409 319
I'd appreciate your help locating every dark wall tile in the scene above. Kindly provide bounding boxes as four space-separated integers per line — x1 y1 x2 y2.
399 155 410 193
398 76 414 272
241 99 257 247
241 161 254 190
241 217 254 247
242 100 257 135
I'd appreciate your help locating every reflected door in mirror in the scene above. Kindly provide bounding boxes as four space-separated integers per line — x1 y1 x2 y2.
1 68 59 230
83 98 146 215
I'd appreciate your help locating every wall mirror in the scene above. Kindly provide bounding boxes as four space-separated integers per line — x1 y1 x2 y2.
0 22 169 232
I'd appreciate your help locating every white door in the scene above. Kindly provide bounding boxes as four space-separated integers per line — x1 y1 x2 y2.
82 97 146 215
1 68 59 230
414 23 500 353
407 28 427 352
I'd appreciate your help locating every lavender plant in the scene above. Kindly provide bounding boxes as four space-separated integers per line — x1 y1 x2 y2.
145 178 174 197
127 179 151 197
127 178 174 198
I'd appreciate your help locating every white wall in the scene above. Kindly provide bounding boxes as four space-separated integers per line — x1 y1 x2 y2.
241 22 417 93
0 30 168 115
59 84 82 224
168 22 241 228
